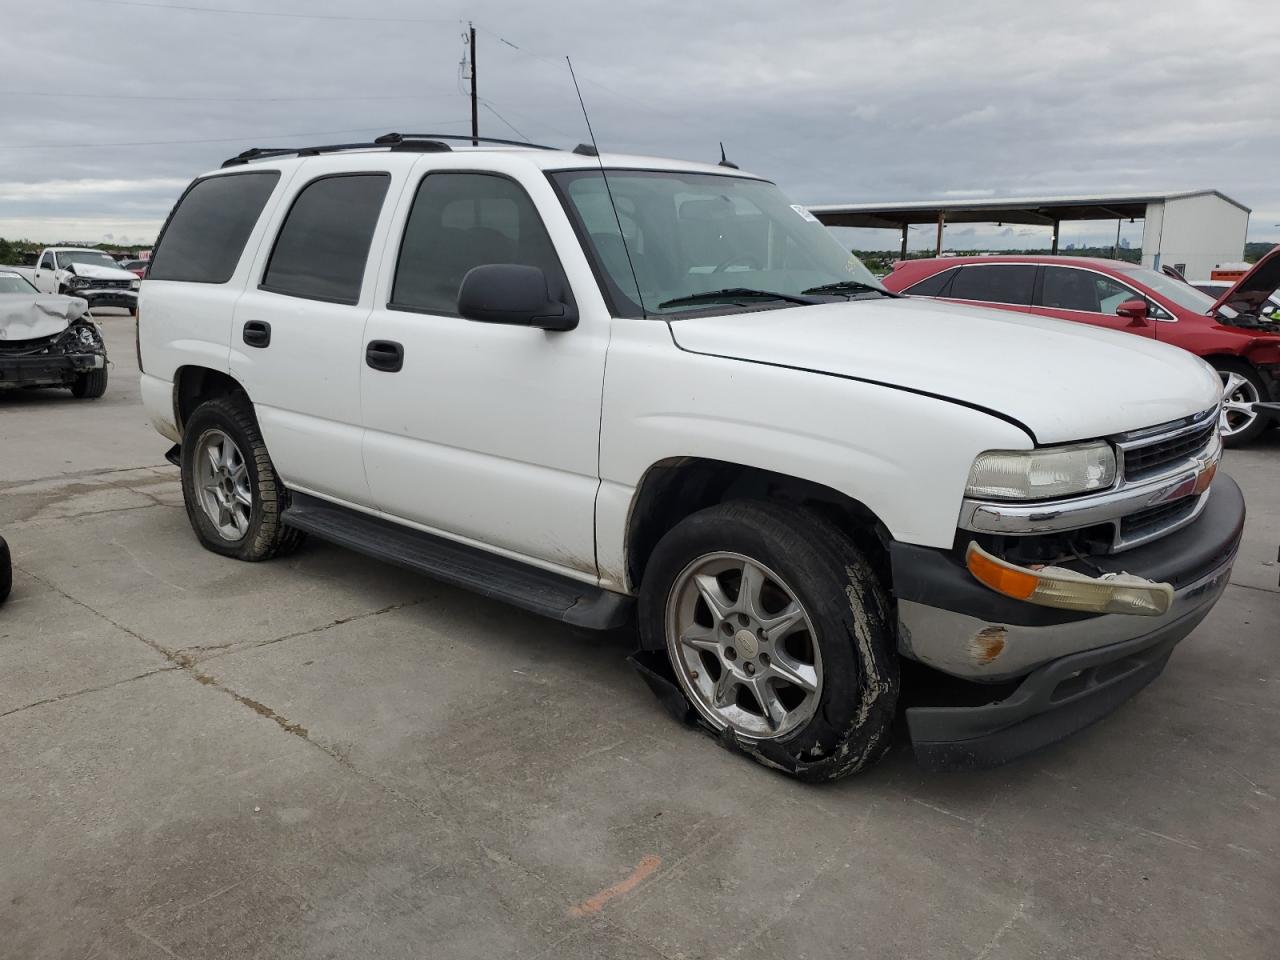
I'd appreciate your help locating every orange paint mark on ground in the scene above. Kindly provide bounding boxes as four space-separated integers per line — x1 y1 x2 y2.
568 855 662 917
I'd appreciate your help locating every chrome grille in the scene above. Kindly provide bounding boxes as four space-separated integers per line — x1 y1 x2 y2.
1118 408 1218 483
1123 422 1216 481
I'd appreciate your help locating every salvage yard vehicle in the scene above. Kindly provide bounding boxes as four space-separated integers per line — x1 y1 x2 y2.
140 134 1243 779
6 246 140 315
0 270 108 398
883 252 1280 446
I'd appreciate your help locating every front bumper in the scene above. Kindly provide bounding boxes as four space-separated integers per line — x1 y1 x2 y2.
891 472 1244 769
0 351 105 386
77 289 137 310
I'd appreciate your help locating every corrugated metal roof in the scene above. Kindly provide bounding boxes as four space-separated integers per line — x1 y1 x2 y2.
808 189 1250 229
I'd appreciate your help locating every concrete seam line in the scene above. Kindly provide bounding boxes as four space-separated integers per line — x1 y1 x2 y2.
0 665 181 721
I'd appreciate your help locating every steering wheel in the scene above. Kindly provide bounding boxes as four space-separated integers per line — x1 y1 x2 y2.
713 253 764 273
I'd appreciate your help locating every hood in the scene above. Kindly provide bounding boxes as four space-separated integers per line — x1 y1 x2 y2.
65 261 136 281
667 297 1222 444
0 293 90 341
1210 246 1280 322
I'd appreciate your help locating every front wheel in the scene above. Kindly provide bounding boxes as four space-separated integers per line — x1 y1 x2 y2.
70 366 108 399
639 501 899 781
180 394 304 561
1212 359 1268 447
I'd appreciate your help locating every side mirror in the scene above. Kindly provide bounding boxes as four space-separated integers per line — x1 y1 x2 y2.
1116 298 1149 326
458 264 577 332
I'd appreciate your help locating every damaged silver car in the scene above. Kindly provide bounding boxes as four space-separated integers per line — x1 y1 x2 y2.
0 270 108 398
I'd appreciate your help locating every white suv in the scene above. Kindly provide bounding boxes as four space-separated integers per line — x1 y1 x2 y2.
139 134 1242 779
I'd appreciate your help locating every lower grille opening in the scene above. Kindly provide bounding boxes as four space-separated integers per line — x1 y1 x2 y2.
1120 497 1198 542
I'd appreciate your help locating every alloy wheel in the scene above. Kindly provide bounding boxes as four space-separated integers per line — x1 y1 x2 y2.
194 429 252 541
1218 370 1261 438
666 552 822 740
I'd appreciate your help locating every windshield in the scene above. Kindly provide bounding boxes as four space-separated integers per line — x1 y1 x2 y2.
1115 264 1223 314
0 272 37 293
56 250 120 270
550 169 885 317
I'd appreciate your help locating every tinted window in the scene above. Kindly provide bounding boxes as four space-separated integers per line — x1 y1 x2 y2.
1041 267 1140 313
904 267 957 297
392 173 566 315
262 173 390 304
39 252 54 270
948 264 1035 305
149 172 279 283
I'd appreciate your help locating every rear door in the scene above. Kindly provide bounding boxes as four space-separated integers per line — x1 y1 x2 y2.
230 159 401 507
1030 265 1156 338
941 263 1037 315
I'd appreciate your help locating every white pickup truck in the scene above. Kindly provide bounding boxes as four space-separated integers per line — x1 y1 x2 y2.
6 247 139 313
138 134 1243 779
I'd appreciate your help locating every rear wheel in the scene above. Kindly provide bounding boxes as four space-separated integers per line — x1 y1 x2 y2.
639 501 899 781
180 394 304 561
1212 359 1267 447
70 366 108 399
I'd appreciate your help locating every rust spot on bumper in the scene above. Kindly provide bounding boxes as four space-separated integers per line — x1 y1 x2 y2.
969 626 1007 665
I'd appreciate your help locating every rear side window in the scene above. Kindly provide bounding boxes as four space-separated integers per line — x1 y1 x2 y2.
149 171 279 283
261 173 390 304
904 267 957 297
948 264 1035 305
391 172 566 316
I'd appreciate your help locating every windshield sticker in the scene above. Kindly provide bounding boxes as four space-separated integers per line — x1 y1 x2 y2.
790 204 819 222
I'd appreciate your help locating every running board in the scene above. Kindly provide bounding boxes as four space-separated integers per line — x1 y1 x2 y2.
281 493 632 630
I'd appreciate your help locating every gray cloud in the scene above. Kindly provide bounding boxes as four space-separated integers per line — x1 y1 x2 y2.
1 0 1277 249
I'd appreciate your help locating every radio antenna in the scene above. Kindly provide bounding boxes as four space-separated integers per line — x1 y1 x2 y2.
565 56 647 318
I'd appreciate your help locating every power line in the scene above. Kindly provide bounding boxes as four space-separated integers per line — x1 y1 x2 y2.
56 0 462 23
0 90 458 104
479 102 528 143
0 122 469 151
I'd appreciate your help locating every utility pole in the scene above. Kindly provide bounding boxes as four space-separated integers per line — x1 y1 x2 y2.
469 23 478 145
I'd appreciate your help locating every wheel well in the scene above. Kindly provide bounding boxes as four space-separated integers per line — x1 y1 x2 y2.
625 458 892 592
1203 354 1255 373
174 366 245 433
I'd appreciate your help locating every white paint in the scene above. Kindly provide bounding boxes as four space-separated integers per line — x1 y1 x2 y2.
139 147 1222 604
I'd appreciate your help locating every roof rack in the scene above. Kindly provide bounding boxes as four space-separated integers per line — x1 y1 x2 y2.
220 131 557 168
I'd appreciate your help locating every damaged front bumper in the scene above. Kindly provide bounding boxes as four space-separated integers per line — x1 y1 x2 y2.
78 289 137 310
891 472 1245 770
0 350 105 387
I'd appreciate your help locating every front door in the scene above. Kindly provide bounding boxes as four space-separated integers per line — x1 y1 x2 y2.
1030 266 1157 338
359 162 608 579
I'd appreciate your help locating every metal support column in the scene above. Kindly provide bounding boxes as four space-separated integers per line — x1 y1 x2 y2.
900 224 908 260
1051 219 1060 254
935 212 945 255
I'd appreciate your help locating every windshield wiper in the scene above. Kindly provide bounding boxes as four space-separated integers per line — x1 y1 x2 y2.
801 279 889 297
658 287 820 310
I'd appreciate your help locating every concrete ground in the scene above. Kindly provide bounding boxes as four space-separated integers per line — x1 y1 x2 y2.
1 313 1277 960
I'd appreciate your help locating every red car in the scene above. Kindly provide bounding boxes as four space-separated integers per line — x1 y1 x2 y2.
883 251 1280 446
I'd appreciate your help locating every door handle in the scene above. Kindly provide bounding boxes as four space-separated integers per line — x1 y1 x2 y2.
366 339 404 372
242 320 271 348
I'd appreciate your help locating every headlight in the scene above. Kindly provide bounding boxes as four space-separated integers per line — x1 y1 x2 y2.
965 441 1116 500
130 279 141 290
68 275 91 288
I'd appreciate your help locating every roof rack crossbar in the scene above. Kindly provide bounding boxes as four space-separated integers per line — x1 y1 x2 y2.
376 132 557 150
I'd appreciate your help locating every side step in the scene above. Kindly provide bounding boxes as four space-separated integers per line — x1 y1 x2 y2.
281 493 632 630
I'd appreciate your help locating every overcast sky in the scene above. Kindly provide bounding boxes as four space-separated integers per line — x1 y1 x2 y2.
1 0 1277 253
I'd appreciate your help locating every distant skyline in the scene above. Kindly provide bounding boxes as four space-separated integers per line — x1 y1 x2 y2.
2 0 1277 251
